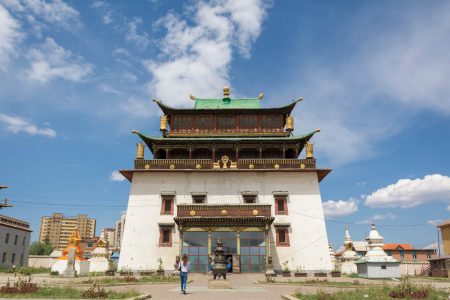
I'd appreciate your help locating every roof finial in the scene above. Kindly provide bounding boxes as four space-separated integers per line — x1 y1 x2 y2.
223 86 230 98
257 92 264 100
189 94 196 101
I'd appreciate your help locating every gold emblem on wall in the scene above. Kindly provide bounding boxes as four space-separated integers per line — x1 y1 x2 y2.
190 210 196 216
169 164 175 169
253 209 259 216
300 163 305 169
196 164 202 169
249 164 254 169
144 164 150 169
274 164 280 169
221 209 228 215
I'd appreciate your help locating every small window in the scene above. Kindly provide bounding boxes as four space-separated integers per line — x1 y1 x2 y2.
192 194 206 204
172 116 192 130
217 116 236 129
5 233 9 244
426 251 432 259
20 254 24 266
239 115 258 128
159 227 172 247
1 252 6 263
11 253 16 264
195 116 214 129
274 195 288 215
161 195 174 215
381 265 386 270
262 115 282 128
22 237 26 246
243 194 257 203
276 228 290 247
14 235 18 245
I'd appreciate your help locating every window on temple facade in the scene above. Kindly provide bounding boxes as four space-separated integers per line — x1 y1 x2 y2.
14 235 18 245
159 227 172 247
173 115 192 130
239 115 258 128
242 194 257 203
217 116 236 129
195 116 214 129
11 253 16 263
276 228 290 247
1 252 6 263
262 115 282 128
192 194 206 204
160 194 174 215
274 195 288 215
5 233 9 244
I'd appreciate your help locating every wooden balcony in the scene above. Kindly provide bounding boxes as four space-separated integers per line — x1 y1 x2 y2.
134 158 316 170
175 204 274 227
176 204 272 217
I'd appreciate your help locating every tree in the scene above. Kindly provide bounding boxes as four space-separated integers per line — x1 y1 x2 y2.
29 241 53 255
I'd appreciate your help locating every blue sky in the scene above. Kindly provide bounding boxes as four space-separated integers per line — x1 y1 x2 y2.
0 0 449 250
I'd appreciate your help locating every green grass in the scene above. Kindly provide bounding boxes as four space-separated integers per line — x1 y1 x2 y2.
259 279 367 287
293 286 448 300
0 286 140 299
0 267 51 275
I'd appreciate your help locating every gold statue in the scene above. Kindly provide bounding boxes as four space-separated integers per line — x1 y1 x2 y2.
58 228 86 261
306 142 314 159
136 143 145 160
223 86 230 98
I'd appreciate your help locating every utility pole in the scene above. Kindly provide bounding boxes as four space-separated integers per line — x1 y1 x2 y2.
0 186 13 209
437 228 441 258
0 198 13 209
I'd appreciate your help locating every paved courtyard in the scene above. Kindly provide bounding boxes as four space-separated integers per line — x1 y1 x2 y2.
0 273 449 299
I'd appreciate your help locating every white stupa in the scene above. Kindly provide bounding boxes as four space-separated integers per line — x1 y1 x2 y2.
339 225 358 274
89 239 110 273
355 224 400 278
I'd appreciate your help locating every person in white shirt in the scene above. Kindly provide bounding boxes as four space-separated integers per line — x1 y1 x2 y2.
178 254 190 295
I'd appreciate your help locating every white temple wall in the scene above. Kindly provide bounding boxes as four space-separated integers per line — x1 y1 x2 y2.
118 171 332 271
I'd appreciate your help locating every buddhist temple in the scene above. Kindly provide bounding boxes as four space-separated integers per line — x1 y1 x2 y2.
118 87 333 273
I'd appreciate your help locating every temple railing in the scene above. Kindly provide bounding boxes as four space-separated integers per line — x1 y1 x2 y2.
134 158 316 170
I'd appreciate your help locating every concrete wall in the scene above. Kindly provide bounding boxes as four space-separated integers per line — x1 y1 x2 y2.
357 262 401 278
118 171 332 272
400 262 431 276
441 225 450 256
0 225 30 268
28 255 54 268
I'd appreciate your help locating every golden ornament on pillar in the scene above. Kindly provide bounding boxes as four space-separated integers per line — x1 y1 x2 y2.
160 115 167 132
306 142 315 159
136 143 145 160
286 115 294 131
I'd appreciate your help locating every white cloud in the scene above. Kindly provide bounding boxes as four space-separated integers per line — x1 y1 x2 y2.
322 199 358 218
282 3 450 165
126 17 150 49
146 0 268 106
1 0 80 29
0 113 56 137
357 212 396 225
25 37 93 84
110 170 125 182
427 219 445 227
364 174 450 208
0 4 22 69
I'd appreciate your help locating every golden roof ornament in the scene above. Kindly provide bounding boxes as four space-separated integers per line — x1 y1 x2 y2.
286 115 294 131
136 143 145 160
160 115 167 132
189 94 196 100
223 86 230 98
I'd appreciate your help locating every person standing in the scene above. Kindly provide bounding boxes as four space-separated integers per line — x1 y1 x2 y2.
178 254 190 295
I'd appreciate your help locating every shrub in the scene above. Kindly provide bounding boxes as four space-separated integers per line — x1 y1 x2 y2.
82 282 109 299
0 276 38 294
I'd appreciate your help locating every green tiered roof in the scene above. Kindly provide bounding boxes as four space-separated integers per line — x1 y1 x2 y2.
194 98 261 109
